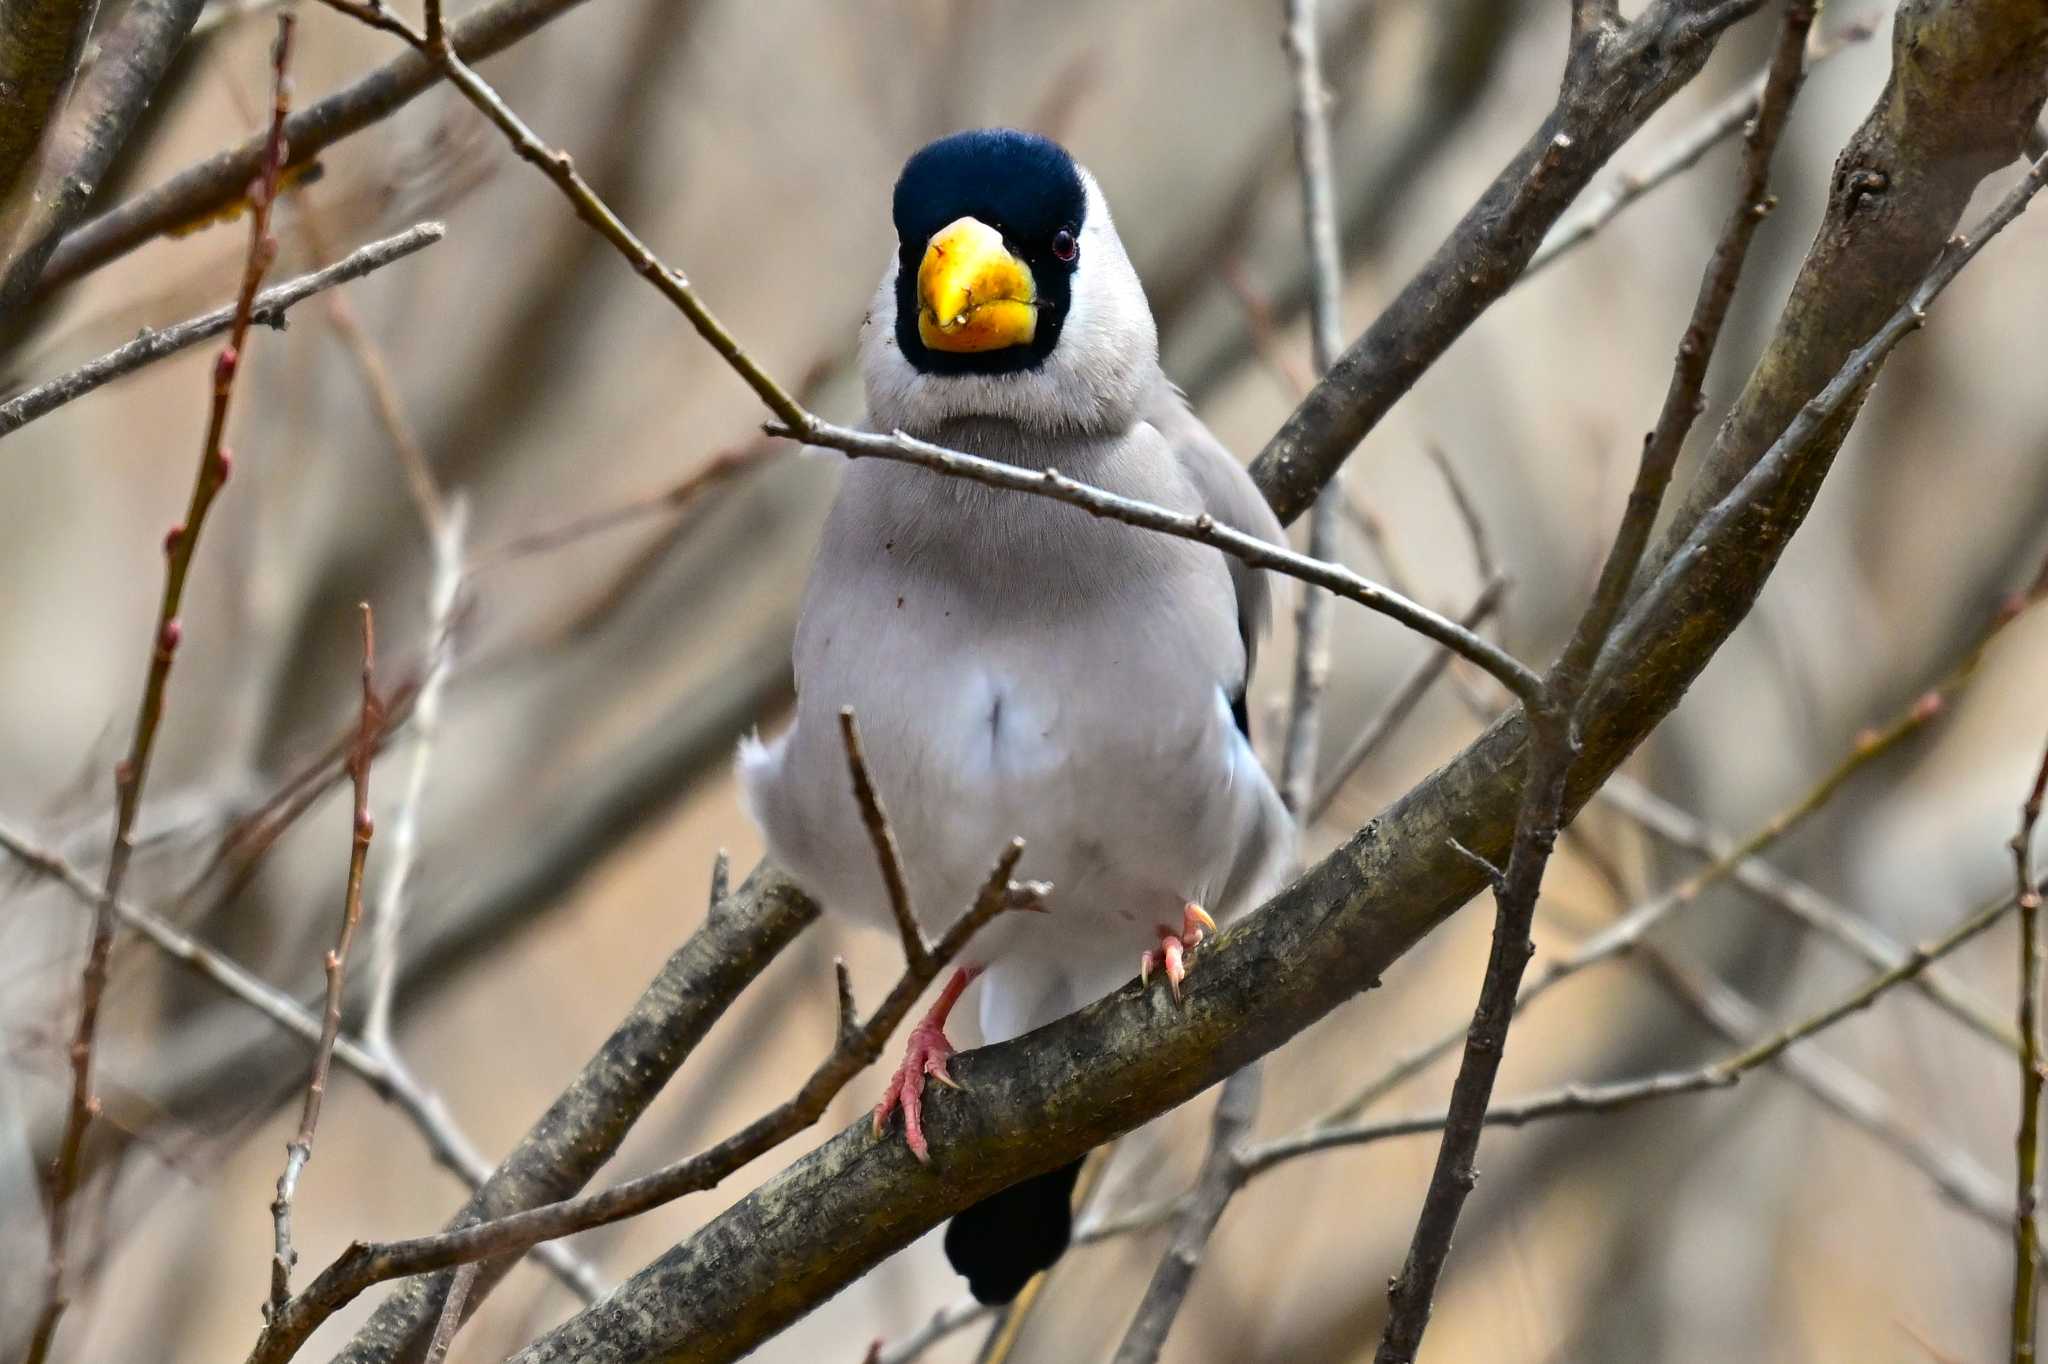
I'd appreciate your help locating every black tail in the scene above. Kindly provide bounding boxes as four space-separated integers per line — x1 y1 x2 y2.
943 1157 1086 1304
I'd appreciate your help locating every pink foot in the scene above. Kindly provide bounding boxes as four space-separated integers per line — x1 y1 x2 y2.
1140 902 1217 1003
874 964 981 1163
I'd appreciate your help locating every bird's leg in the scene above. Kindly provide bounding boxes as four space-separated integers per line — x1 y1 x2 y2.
873 963 982 1164
1140 902 1217 1003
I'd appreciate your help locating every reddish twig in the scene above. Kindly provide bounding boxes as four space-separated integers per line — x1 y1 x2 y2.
268 604 379 1319
23 19 297 1364
2013 735 2048 1363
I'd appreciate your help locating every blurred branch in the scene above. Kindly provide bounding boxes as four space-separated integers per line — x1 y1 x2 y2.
260 848 1047 1364
0 0 207 316
2012 738 2048 1363
25 20 293 1362
0 221 446 438
1322 567 2048 1131
33 0 602 300
1277 0 1348 818
1247 884 2024 1173
268 606 378 1319
1600 774 2020 1053
1310 575 1507 822
1109 1063 1261 1364
0 815 605 1303
1525 15 1878 277
362 501 464 1053
327 861 820 1364
1637 945 2016 1230
1250 0 1771 523
0 0 94 206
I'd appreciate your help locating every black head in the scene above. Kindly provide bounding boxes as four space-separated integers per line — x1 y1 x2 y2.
892 129 1088 376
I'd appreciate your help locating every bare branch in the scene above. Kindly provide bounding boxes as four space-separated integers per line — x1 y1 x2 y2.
1248 0 1770 524
838 709 926 968
1109 1064 1261 1364
1600 774 2019 1053
0 816 604 1303
421 1264 478 1364
24 21 294 1360
778 418 1545 704
2012 736 2048 1362
1526 16 1877 277
269 604 378 1318
1276 0 1349 816
1 221 445 437
1310 576 1507 821
363 499 467 1055
1249 885 2021 1173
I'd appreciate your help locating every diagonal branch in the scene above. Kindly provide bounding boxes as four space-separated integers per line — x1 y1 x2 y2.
0 221 446 438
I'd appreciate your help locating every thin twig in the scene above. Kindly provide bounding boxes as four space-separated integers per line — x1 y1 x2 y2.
247 843 1045 1364
364 499 467 1054
38 0 597 296
23 20 296 1363
268 604 379 1319
1248 886 2019 1172
423 1263 480 1364
1277 0 1349 817
1421 443 1496 585
1310 575 1507 821
2013 737 2048 1363
782 419 1545 704
874 1299 989 1364
467 441 782 571
1599 774 2020 1053
0 222 446 438
1319 569 2037 1131
0 816 605 1301
1525 15 1876 277
838 709 926 969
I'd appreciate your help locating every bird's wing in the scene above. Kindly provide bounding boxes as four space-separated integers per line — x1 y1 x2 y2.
1142 377 1287 728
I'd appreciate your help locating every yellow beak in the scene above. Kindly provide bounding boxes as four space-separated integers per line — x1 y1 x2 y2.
916 215 1038 353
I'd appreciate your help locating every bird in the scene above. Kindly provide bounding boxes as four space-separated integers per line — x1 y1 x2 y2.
738 127 1293 1305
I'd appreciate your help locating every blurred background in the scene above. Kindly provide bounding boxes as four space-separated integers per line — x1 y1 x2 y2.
3 0 2047 1360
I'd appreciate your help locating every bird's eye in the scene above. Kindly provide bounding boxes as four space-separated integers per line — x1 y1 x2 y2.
1051 227 1078 263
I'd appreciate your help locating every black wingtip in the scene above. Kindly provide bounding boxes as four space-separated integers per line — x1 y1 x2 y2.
943 1157 1087 1305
